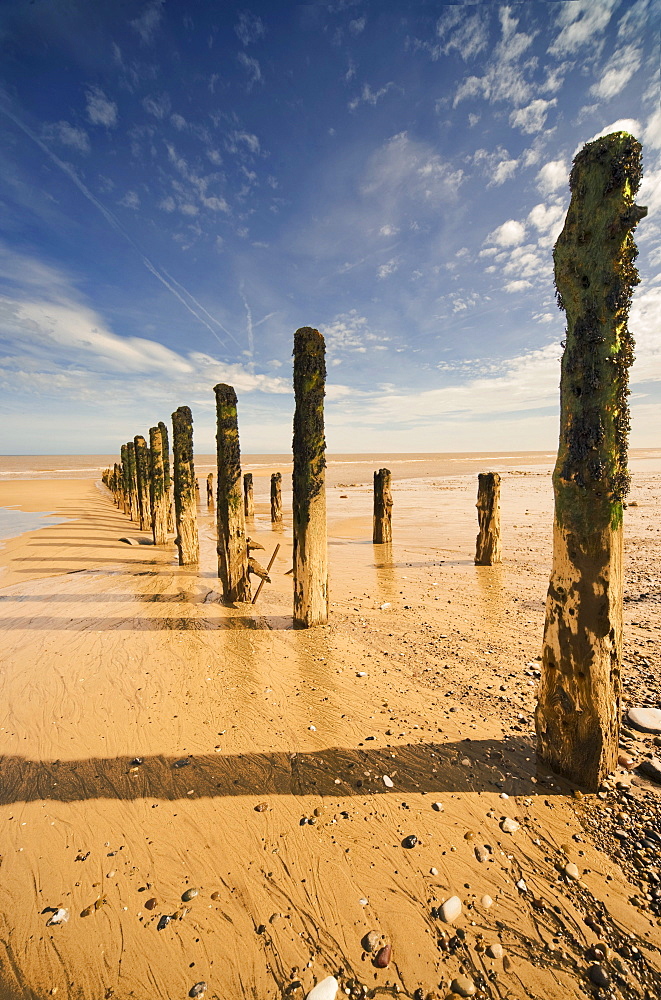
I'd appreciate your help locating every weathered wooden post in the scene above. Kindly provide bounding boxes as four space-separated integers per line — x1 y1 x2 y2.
120 444 131 515
171 406 199 565
214 383 250 601
475 472 501 565
535 132 647 790
292 327 328 627
373 468 393 544
149 426 168 545
134 435 151 532
243 472 254 519
158 420 174 533
270 472 282 524
112 463 121 506
126 441 139 522
207 472 214 507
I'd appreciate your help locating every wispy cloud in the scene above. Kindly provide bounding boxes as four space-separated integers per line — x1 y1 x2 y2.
130 0 165 45
548 0 619 57
509 98 557 134
43 120 90 154
85 86 118 128
235 11 266 46
348 82 395 111
237 52 262 90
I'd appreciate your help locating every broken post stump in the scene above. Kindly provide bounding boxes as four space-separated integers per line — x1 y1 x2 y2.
214 383 250 601
243 472 254 519
292 326 328 627
207 472 214 507
475 472 501 565
270 472 282 524
149 425 168 545
373 468 393 544
158 420 174 532
171 406 199 565
126 441 139 522
134 435 151 532
535 131 647 790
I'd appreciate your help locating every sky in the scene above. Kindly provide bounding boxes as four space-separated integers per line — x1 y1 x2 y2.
0 0 659 455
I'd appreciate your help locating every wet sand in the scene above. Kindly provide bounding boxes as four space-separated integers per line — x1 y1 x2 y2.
0 463 660 1000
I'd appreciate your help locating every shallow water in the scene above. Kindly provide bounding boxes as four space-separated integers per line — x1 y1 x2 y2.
0 506 72 541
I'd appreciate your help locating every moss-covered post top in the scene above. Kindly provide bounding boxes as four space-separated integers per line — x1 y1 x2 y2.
553 131 646 536
292 327 327 522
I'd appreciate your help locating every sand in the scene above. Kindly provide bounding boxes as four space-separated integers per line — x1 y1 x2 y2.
0 461 660 1000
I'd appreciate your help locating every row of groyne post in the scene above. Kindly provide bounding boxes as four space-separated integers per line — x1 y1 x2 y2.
102 132 648 794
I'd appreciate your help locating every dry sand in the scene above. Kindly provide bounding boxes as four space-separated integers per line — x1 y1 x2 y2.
0 462 660 1000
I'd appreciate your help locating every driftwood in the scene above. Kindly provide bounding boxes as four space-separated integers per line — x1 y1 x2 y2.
475 472 501 565
535 132 647 790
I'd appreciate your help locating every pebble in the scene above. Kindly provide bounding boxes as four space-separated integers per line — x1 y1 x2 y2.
431 801 443 812
307 977 339 1000
564 862 580 880
474 846 488 863
189 984 207 998
486 942 503 959
450 975 476 997
588 964 611 989
639 758 661 784
516 878 527 893
439 895 462 923
182 888 198 902
383 775 394 788
402 835 418 849
500 817 520 834
210 892 220 900
145 898 157 910
157 915 172 931
46 908 69 926
373 944 391 968
130 757 143 766
618 753 638 771
430 867 438 876
254 803 268 812
627 707 661 734
173 758 191 768
480 895 493 908
362 930 381 952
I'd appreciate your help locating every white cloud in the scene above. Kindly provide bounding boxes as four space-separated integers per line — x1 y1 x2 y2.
528 202 565 235
349 16 367 37
548 0 619 57
453 8 536 108
436 10 489 61
235 11 266 45
44 121 90 154
377 259 398 279
349 82 395 111
590 44 642 100
85 86 118 128
644 108 661 150
142 93 171 119
237 52 262 89
362 131 464 211
130 1 165 45
379 224 399 237
473 146 519 186
485 219 526 247
159 196 176 212
631 282 661 383
536 160 567 196
226 131 260 155
171 113 187 131
504 279 533 293
509 98 557 134
118 190 140 210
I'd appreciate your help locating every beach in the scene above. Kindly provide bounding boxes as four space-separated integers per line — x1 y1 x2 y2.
0 452 660 1000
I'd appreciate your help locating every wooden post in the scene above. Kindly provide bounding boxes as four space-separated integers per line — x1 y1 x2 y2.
207 472 214 507
373 468 393 544
149 426 168 545
158 420 175 533
270 472 282 524
126 442 139 522
171 407 199 565
292 327 328 627
243 472 254 519
120 444 131 515
474 472 501 565
214 383 250 602
535 132 647 790
134 435 151 532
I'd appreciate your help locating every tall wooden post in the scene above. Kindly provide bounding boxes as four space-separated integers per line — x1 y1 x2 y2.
271 472 282 524
149 426 168 545
134 436 151 532
535 132 647 790
373 468 393 544
475 472 501 565
243 472 254 519
207 473 214 507
120 444 131 515
214 384 250 602
158 420 174 533
171 406 199 565
292 327 328 627
126 442 139 522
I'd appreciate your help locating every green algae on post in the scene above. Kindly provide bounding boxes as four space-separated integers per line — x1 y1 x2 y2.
292 326 328 627
120 444 131 516
214 383 250 602
134 436 151 532
373 468 393 544
535 131 647 790
158 420 174 532
126 441 139 523
475 472 501 566
270 472 282 524
171 406 199 565
149 425 168 545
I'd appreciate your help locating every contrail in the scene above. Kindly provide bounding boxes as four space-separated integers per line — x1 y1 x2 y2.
240 284 254 357
0 100 235 348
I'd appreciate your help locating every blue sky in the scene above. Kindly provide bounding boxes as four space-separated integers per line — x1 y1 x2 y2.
0 0 659 454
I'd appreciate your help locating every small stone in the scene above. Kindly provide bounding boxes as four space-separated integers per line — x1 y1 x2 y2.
627 708 661 734
431 801 443 812
618 754 638 771
430 867 438 876
173 757 191 768
500 817 520 834
639 758 661 784
307 976 339 1000
516 878 527 892
182 888 198 902
402 835 418 849
210 892 220 900
503 955 513 972
588 964 611 989
463 831 474 840
450 975 476 997
474 846 488 863
254 802 268 812
145 898 157 910
308 725 316 731
486 942 503 959
373 944 391 968
189 984 207 998
130 757 143 766
480 895 493 908
439 895 462 923
157 915 171 931
362 930 381 952
564 862 580 880
46 908 69 926
383 775 394 788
